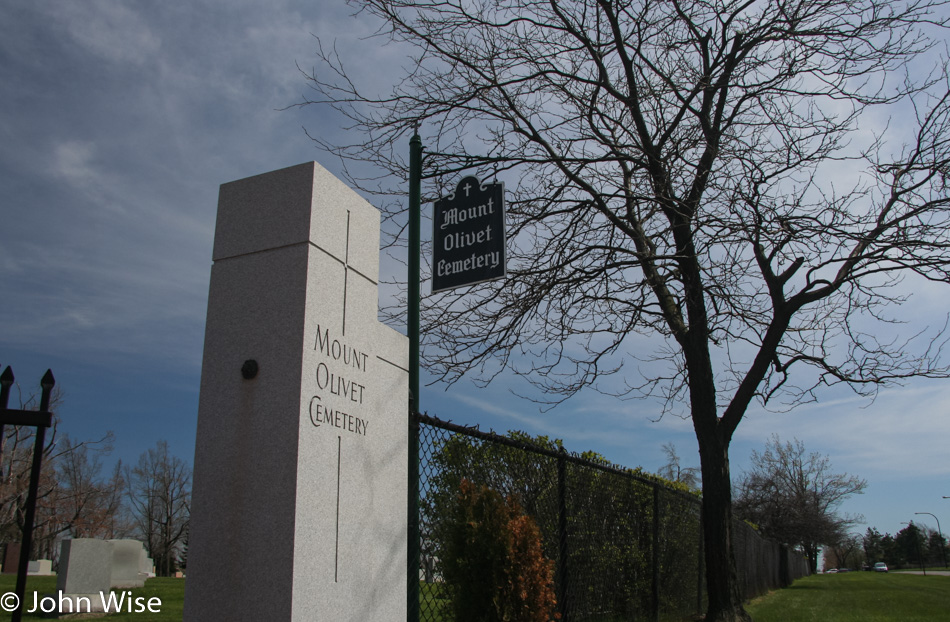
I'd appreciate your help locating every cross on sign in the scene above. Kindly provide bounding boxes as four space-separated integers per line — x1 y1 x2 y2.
341 210 352 336
304 197 386 586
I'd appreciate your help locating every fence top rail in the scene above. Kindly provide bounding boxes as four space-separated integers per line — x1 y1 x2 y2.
416 411 701 505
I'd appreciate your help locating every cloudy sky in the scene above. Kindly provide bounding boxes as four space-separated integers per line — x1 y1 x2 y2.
2 0 948 544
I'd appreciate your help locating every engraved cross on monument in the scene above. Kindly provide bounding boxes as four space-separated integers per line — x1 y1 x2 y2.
184 162 409 622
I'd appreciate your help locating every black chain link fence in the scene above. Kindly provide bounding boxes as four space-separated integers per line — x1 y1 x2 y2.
416 412 809 622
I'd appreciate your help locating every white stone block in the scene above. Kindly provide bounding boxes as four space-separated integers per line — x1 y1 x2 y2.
184 162 408 622
57 539 112 596
27 559 53 575
141 553 155 579
109 539 147 588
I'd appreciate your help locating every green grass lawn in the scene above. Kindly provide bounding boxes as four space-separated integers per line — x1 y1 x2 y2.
747 571 950 622
3 572 946 622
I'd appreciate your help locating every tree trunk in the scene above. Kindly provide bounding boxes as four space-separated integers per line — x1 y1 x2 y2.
697 424 752 622
682 289 752 621
804 545 819 574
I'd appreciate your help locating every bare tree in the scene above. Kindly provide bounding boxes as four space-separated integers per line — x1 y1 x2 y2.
28 435 128 561
734 436 866 572
0 385 121 559
0 383 64 546
53 436 130 539
302 0 950 619
126 441 191 577
824 533 863 570
657 442 700 491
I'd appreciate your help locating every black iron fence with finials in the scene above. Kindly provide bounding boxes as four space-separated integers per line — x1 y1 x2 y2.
0 366 55 622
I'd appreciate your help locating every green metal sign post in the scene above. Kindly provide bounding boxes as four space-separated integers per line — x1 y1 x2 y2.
407 130 422 622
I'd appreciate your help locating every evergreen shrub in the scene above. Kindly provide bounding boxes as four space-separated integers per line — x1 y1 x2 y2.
440 479 559 622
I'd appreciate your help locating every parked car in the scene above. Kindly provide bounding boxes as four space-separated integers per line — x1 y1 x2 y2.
826 568 838 573
874 562 888 573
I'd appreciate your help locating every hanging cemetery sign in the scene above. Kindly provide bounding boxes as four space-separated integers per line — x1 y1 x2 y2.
432 175 506 292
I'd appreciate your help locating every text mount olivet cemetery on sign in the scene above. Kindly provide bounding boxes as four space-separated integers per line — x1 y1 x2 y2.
432 176 506 292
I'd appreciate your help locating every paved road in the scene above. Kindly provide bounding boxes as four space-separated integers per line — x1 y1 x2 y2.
899 570 950 576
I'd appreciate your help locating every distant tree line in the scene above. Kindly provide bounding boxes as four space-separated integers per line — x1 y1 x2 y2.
856 524 949 570
819 523 949 571
732 436 866 574
662 436 871 576
723 435 948 573
0 384 191 576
